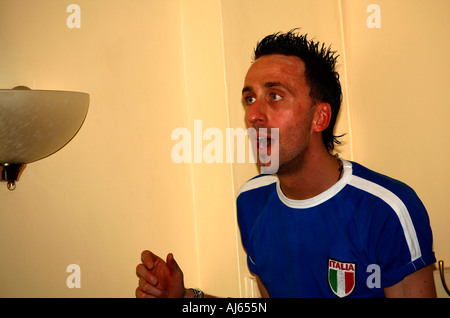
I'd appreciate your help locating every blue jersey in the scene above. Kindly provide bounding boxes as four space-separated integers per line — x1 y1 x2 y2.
236 159 435 298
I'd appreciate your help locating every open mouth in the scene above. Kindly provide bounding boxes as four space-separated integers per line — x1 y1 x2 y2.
250 128 278 154
257 136 272 150
249 128 279 173
248 127 279 159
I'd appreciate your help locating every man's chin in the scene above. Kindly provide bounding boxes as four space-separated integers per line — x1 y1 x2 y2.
258 161 279 174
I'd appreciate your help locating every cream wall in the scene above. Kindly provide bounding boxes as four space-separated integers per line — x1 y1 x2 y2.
0 0 200 297
0 0 448 297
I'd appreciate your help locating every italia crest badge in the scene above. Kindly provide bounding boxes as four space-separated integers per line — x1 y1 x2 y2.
328 258 356 298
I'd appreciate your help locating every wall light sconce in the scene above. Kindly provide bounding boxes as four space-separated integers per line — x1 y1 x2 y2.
0 86 89 190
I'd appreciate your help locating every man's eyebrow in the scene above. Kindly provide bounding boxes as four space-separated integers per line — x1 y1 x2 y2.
242 86 253 94
264 82 293 93
242 82 293 95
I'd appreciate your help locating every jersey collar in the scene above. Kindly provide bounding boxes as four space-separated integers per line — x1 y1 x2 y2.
276 159 353 209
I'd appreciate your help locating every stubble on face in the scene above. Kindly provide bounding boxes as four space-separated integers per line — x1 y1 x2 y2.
243 54 317 176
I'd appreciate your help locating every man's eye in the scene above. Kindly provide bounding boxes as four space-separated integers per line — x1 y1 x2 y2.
245 96 256 104
269 93 282 101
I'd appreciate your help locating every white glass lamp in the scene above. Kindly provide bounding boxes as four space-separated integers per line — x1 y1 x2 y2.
0 87 89 190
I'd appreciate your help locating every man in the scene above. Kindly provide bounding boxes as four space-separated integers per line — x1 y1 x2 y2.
136 30 436 298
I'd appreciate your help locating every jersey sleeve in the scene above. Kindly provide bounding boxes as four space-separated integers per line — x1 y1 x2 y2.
236 192 258 275
236 175 277 276
367 186 436 288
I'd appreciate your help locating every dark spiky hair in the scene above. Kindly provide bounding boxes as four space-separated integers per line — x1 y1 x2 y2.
253 29 343 153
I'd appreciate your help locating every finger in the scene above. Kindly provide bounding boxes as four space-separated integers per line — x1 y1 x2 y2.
135 286 157 298
139 278 163 297
166 253 181 275
141 250 155 270
136 263 158 286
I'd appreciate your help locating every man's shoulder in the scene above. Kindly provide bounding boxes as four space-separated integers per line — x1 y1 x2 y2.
237 174 278 198
348 161 418 199
236 175 279 231
347 161 427 232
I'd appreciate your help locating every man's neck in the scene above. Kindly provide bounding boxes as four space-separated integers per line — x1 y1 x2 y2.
276 146 341 200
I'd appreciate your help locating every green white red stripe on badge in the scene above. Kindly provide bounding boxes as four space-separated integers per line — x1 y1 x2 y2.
328 259 356 297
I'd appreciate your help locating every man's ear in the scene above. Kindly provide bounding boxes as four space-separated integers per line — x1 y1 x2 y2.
312 103 332 132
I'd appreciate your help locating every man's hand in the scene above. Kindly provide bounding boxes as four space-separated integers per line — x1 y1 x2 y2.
135 250 186 298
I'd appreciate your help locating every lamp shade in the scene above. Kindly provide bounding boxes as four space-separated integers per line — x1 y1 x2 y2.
0 89 89 164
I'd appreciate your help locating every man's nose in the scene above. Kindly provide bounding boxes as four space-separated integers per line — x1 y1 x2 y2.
246 100 267 125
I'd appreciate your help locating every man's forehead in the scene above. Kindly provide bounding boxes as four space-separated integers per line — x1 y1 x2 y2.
243 54 306 90
249 54 305 73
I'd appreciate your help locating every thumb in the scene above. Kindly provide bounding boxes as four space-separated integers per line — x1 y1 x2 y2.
166 253 182 274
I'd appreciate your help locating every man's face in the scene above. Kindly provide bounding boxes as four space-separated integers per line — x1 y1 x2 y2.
242 54 317 174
